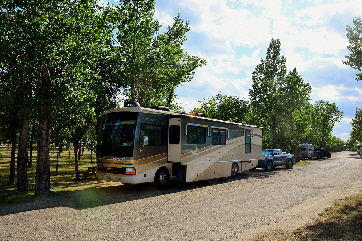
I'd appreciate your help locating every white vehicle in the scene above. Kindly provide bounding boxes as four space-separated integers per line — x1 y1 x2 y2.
300 143 314 160
96 101 263 188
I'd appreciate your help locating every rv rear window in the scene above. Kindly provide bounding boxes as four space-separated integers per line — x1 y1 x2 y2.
187 125 206 144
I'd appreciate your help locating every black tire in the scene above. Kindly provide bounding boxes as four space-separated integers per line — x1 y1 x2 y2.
286 160 293 169
154 167 170 189
265 161 273 171
231 162 239 178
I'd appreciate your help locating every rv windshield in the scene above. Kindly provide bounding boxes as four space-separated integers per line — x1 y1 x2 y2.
97 112 138 157
100 112 138 147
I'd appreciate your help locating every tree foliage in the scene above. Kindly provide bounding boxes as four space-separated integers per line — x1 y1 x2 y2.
344 17 362 81
249 38 343 153
0 0 206 194
195 93 249 123
350 108 362 143
276 68 312 153
249 38 287 148
0 0 116 194
114 0 206 107
307 101 343 148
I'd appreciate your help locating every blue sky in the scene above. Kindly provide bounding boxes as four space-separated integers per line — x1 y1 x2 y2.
152 0 362 141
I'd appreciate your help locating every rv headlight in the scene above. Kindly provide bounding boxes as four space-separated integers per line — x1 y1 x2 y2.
125 167 136 175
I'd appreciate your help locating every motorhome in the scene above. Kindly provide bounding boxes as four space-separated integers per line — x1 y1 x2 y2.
96 101 263 188
299 143 314 160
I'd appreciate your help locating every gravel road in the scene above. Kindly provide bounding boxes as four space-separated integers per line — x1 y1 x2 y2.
1 151 362 241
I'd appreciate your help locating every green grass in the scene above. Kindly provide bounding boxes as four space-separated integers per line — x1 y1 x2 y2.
0 146 102 206
295 160 310 166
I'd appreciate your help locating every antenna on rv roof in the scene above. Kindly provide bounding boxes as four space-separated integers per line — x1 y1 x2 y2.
124 101 140 107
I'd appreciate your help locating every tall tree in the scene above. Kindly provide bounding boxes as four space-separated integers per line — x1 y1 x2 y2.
350 108 362 143
0 0 115 195
115 0 206 107
308 101 343 148
344 17 362 81
277 68 312 154
249 38 287 148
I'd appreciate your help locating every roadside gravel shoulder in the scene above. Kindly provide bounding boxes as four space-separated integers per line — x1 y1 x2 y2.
1 151 362 241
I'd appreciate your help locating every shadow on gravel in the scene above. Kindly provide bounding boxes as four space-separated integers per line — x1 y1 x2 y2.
349 153 362 159
0 169 278 216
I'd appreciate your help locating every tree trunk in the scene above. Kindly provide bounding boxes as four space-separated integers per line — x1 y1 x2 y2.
8 110 18 186
35 75 52 195
17 113 29 191
8 139 16 186
28 144 33 168
35 114 52 195
74 141 80 181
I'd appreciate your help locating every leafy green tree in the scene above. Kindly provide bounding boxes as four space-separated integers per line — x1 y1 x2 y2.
344 17 362 81
326 136 345 151
249 38 287 148
114 0 206 107
58 83 97 181
0 58 34 188
350 108 362 143
308 101 343 148
0 0 115 195
277 68 312 155
195 93 249 123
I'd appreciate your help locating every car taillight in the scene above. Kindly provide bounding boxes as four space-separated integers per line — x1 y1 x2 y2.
125 167 136 175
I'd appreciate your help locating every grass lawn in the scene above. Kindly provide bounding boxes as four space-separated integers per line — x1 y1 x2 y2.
0 145 105 206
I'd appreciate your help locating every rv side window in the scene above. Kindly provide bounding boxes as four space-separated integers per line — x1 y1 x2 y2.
187 125 206 144
169 125 180 144
140 124 162 146
245 129 251 153
212 128 227 145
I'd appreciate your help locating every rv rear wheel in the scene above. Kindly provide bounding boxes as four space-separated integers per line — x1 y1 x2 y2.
154 167 170 189
231 162 239 178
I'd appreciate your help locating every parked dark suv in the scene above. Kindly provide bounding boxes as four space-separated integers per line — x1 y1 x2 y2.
314 148 331 159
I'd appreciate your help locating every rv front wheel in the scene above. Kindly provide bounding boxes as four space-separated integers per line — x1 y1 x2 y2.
231 162 239 178
154 167 170 189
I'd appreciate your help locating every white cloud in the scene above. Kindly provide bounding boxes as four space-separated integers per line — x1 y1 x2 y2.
312 85 362 102
154 0 361 138
341 117 353 124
